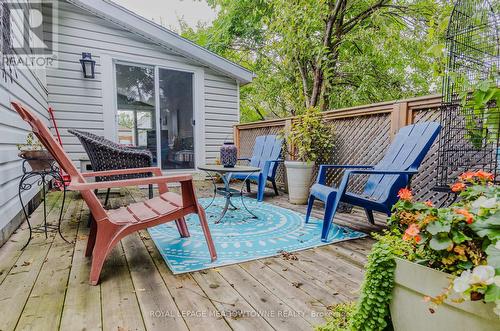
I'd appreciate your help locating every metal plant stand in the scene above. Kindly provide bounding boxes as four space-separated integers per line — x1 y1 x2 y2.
18 159 69 250
435 0 500 191
198 164 261 223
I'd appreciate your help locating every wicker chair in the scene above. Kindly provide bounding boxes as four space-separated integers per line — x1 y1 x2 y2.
69 129 154 205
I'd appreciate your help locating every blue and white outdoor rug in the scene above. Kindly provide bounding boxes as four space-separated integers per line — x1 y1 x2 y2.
148 197 366 274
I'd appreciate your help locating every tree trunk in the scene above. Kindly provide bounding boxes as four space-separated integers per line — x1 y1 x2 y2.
309 0 345 108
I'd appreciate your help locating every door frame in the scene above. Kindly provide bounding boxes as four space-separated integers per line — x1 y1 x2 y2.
101 52 205 172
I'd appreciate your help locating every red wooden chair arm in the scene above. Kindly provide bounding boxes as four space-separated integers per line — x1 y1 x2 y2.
68 174 193 191
81 167 163 178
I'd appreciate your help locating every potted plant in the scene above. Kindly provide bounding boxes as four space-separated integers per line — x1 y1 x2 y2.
17 132 54 171
318 171 499 331
283 107 333 204
387 173 499 330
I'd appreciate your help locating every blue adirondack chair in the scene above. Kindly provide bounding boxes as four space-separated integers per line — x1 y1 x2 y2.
230 135 283 202
306 122 441 242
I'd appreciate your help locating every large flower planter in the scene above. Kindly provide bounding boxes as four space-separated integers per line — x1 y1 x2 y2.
390 257 498 331
284 161 314 204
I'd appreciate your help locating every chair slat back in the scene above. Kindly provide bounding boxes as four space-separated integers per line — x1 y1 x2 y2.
250 135 283 178
362 122 441 203
12 102 107 220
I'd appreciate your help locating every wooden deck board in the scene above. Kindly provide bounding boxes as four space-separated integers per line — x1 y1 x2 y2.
100 197 146 331
0 193 67 331
15 197 81 331
0 193 62 286
240 260 329 325
190 268 275 331
217 264 312 331
0 182 381 331
122 233 189 331
60 209 102 331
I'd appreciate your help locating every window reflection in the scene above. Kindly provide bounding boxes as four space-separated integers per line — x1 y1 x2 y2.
159 69 194 169
115 64 157 163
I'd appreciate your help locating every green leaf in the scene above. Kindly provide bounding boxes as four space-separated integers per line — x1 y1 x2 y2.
426 221 451 235
427 43 444 57
485 243 500 270
484 285 500 303
457 260 473 270
451 229 471 244
429 235 452 251
469 211 500 241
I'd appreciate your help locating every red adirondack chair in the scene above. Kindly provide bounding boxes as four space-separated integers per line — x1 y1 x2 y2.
12 101 217 285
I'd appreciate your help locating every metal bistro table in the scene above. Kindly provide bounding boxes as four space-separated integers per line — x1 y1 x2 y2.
198 164 261 223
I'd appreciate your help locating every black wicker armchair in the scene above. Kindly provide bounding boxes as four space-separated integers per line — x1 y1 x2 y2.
69 129 154 205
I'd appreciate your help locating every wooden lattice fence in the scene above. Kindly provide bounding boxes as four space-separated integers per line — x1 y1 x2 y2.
234 94 455 205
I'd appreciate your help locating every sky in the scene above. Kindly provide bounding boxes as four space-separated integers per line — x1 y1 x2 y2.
113 0 218 32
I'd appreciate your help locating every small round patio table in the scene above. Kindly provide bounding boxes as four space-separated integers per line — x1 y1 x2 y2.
198 164 261 223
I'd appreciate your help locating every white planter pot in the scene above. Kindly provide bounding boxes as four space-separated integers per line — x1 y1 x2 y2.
285 161 315 205
390 258 498 331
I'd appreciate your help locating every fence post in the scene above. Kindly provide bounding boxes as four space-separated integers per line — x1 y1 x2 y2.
390 101 409 139
282 118 293 193
234 124 240 157
283 118 294 160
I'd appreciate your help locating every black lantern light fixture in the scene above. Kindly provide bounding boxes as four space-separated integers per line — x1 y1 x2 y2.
79 52 96 79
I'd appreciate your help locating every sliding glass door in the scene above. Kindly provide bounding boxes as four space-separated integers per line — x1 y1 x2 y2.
114 63 195 170
115 63 157 164
158 68 195 170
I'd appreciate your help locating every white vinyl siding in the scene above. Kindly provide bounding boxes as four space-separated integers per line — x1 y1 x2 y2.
0 1 48 242
204 70 239 163
0 0 242 243
46 1 240 166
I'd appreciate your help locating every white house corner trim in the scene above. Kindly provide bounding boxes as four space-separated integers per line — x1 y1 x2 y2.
196 69 206 167
101 54 116 141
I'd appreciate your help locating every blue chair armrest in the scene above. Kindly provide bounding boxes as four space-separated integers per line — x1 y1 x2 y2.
262 159 284 177
343 169 419 190
320 164 374 169
346 169 418 176
265 159 284 164
329 168 419 207
317 164 374 184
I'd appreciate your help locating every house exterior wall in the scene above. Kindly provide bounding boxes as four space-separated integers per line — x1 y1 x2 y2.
0 0 242 244
0 1 49 244
45 0 240 167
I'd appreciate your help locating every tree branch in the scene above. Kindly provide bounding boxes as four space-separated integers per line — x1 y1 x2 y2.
296 59 310 107
342 0 389 34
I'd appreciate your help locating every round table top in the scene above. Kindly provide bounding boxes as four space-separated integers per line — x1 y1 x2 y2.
198 164 261 173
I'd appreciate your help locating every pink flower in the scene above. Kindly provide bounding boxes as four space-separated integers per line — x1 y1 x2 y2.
451 182 466 192
455 209 474 224
398 188 413 201
403 224 421 244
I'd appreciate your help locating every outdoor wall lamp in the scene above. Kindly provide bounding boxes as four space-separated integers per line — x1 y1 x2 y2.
80 52 96 79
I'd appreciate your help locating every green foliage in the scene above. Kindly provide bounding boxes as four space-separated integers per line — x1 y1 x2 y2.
182 0 453 122
316 302 356 331
118 112 134 129
17 132 44 151
459 77 500 149
316 231 410 331
348 231 412 331
284 107 334 162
